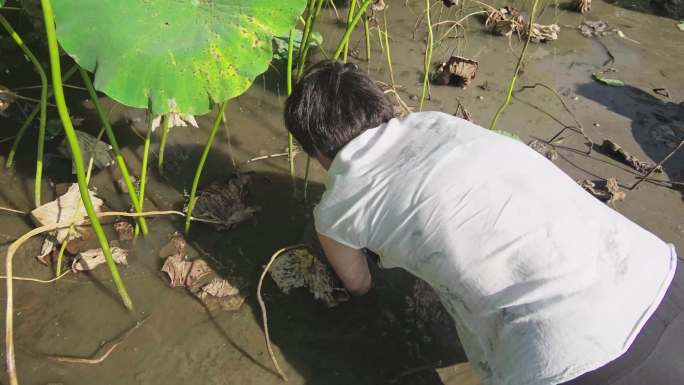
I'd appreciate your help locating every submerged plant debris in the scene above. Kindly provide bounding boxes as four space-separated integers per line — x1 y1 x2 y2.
192 174 260 230
0 85 13 115
269 248 349 307
57 130 114 173
191 276 248 312
527 23 560 43
31 184 104 263
573 0 591 13
485 6 525 37
580 178 626 205
592 73 625 87
579 20 610 37
432 56 479 88
113 220 135 242
72 247 128 271
160 233 246 311
600 139 663 173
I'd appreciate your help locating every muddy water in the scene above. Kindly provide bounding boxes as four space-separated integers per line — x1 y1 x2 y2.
0 1 683 384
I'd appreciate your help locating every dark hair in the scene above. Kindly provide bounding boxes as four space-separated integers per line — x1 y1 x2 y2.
284 61 394 159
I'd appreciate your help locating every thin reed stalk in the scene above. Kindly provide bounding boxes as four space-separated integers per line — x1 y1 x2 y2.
5 65 78 170
134 113 153 237
79 68 149 235
184 101 229 233
419 0 434 111
490 0 540 130
43 0 133 337
0 14 48 207
383 10 396 88
363 12 371 62
157 114 170 175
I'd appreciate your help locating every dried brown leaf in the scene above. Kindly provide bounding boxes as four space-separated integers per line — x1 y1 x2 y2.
161 254 192 287
114 221 135 241
600 139 662 174
432 56 479 88
193 174 260 230
72 247 128 271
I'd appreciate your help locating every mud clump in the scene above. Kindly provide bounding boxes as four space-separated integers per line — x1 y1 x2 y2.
599 139 663 174
432 56 479 88
572 0 591 13
580 177 626 206
192 173 260 230
485 6 525 37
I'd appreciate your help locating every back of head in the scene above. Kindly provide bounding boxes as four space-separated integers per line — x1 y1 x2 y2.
284 61 394 160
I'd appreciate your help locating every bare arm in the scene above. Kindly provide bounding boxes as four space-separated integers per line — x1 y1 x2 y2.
318 233 372 296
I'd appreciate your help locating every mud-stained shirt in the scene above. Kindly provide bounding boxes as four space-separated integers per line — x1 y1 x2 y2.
314 111 677 385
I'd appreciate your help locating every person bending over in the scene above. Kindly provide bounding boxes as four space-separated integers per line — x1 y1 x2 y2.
283 61 682 385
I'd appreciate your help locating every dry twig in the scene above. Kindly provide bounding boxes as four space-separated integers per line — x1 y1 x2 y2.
47 315 150 364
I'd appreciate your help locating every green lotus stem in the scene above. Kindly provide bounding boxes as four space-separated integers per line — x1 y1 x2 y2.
0 14 48 207
296 0 316 74
40 0 133 320
343 0 358 62
296 0 325 80
286 28 298 197
5 65 78 170
490 0 539 130
383 11 395 88
294 0 324 200
157 114 170 175
79 68 149 235
333 0 372 60
184 101 229 233
419 0 433 111
363 13 371 62
134 113 153 238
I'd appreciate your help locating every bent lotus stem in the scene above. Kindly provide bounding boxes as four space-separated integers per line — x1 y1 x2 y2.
135 112 153 237
490 0 539 130
333 0 372 60
42 5 134 353
5 65 78 170
0 14 48 207
184 101 229 233
79 68 149 235
157 114 170 175
419 0 433 111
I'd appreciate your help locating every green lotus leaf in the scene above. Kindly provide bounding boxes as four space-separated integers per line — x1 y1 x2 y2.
0 0 5 7
52 0 308 115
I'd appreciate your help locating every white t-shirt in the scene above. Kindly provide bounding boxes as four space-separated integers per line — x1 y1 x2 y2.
314 112 677 385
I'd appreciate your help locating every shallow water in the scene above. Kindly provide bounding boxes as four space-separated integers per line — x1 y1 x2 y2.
0 1 683 384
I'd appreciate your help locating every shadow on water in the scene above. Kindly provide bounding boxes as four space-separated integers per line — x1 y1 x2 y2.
575 81 684 199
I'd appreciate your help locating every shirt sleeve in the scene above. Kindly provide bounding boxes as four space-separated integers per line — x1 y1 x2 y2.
313 203 365 250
